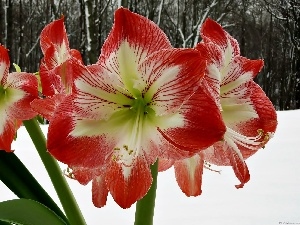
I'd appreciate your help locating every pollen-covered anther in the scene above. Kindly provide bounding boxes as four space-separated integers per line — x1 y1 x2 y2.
64 167 75 179
263 132 271 143
112 144 137 163
112 155 116 161
128 149 134 155
257 129 264 136
257 129 272 148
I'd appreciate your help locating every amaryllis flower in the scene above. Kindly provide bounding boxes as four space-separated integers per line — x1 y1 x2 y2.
47 8 225 208
39 16 83 96
0 46 38 152
31 17 83 120
168 18 277 197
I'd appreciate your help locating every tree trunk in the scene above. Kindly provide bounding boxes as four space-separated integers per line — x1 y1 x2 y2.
6 0 13 65
19 0 24 68
84 0 99 64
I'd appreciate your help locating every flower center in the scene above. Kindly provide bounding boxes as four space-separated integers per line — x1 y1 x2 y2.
0 85 7 101
112 95 153 166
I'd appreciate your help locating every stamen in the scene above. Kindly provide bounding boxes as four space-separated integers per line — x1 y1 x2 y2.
64 167 75 179
226 127 266 150
204 161 221 174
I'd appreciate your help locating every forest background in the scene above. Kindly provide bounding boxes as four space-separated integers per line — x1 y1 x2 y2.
0 0 299 110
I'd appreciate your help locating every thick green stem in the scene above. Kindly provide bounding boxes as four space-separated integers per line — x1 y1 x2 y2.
134 160 158 225
23 119 86 225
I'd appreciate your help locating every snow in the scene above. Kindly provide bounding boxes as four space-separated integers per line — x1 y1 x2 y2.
1 110 300 225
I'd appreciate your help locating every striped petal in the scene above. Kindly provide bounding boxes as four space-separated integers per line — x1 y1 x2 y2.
31 94 66 121
140 49 205 115
105 156 152 209
40 17 70 58
158 158 174 172
0 46 38 151
203 139 250 188
47 96 113 168
174 153 204 196
40 57 80 96
92 175 109 208
223 137 250 188
201 18 240 63
234 81 277 159
0 119 18 152
159 84 226 152
6 72 38 120
39 17 83 97
98 8 172 65
0 45 9 82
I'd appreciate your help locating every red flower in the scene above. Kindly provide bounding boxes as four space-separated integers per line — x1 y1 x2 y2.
39 16 83 96
0 46 38 151
163 18 277 197
47 9 225 208
31 17 83 120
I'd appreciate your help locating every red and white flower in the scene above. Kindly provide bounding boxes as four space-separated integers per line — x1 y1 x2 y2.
0 46 38 151
46 9 225 208
31 17 83 120
39 16 83 96
165 18 277 197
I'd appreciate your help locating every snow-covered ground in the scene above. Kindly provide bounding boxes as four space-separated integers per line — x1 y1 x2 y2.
1 110 300 225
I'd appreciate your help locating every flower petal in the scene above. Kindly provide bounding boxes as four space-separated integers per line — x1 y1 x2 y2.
174 153 204 196
40 17 70 56
249 82 277 133
201 18 240 63
92 175 109 208
140 49 205 115
234 81 277 159
0 119 18 152
6 72 38 120
40 58 80 96
221 57 263 94
70 49 83 63
47 96 113 169
71 61 137 121
68 166 98 185
225 137 250 188
31 94 66 121
159 85 226 152
39 58 62 96
158 158 174 172
0 46 10 82
202 144 229 166
203 139 250 188
98 8 172 65
105 156 152 209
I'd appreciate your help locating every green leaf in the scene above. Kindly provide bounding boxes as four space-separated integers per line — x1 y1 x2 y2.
0 220 12 225
0 151 68 224
0 199 67 225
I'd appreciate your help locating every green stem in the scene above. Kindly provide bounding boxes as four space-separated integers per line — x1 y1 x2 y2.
134 160 158 225
23 119 86 225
